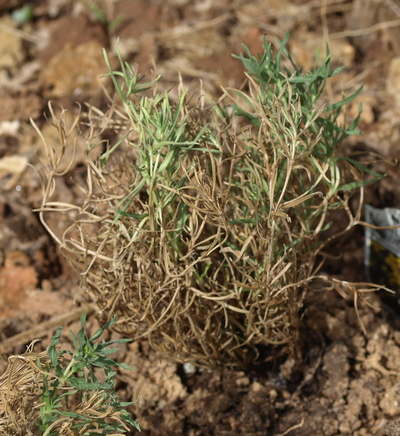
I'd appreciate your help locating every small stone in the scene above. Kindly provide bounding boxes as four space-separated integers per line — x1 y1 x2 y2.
387 58 400 96
0 155 28 190
380 383 400 416
269 389 278 401
236 376 250 387
251 381 263 393
182 362 197 375
39 40 105 98
0 16 24 68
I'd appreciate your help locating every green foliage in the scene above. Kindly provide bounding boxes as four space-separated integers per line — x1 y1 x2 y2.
11 5 34 23
232 32 382 198
36 311 140 435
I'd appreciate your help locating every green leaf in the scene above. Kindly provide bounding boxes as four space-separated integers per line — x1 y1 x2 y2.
118 362 135 371
114 211 149 219
228 219 256 224
324 84 363 112
58 410 91 420
89 315 118 342
100 131 130 165
68 376 112 390
12 5 34 23
48 326 63 376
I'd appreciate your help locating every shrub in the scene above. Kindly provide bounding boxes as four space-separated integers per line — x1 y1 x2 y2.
36 34 382 368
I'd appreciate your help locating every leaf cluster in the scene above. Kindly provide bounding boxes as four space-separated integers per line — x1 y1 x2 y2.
0 311 140 435
37 311 140 435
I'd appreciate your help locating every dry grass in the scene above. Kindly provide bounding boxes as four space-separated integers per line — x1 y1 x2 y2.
0 345 50 435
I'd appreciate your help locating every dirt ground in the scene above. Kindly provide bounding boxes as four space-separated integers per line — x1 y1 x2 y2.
1 0 400 435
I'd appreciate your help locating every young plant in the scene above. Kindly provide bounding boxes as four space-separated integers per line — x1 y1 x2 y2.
37 34 382 368
0 311 140 435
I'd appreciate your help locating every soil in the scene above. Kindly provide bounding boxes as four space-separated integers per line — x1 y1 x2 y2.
1 1 400 435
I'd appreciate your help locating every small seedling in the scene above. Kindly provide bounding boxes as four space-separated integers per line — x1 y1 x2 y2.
0 311 140 435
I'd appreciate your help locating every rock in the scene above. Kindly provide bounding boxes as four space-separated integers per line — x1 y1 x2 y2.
346 0 381 54
387 57 400 97
380 383 400 416
39 40 106 98
0 16 25 69
0 251 38 317
0 88 41 122
291 30 355 70
0 155 28 191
